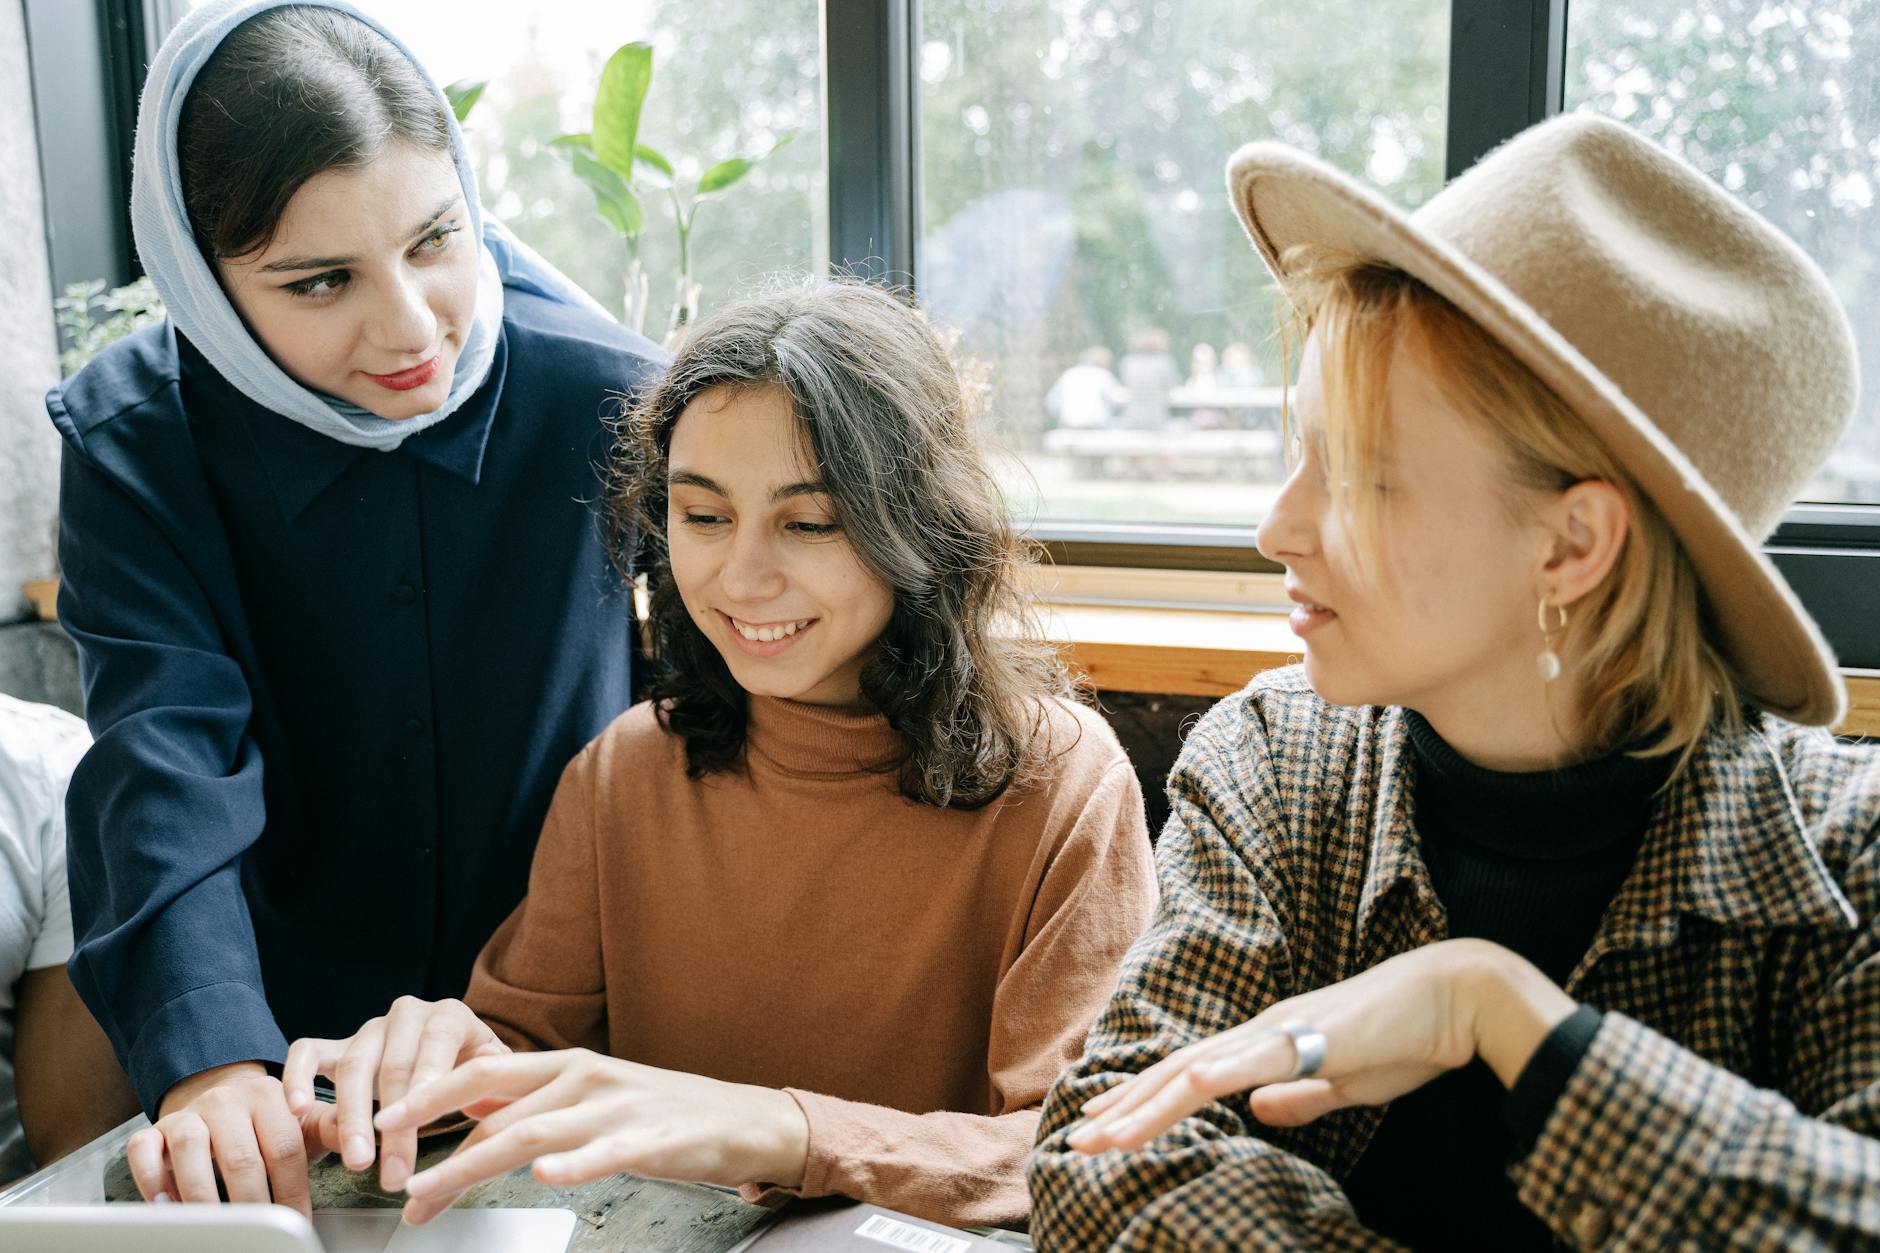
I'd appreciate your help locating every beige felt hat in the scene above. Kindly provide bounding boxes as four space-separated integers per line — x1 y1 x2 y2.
1228 112 1860 726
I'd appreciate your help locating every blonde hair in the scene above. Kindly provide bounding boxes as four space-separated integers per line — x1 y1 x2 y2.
1277 246 1744 772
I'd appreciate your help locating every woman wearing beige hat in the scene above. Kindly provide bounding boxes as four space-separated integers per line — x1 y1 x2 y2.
1029 113 1880 1250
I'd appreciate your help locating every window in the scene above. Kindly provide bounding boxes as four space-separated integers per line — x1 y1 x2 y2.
916 1 1450 530
1567 1 1880 504
40 0 1880 664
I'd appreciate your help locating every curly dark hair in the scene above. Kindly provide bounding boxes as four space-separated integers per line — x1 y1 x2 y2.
605 278 1076 808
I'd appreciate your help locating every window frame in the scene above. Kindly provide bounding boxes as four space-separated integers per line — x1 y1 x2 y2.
844 0 1880 667
40 0 1880 668
21 0 177 302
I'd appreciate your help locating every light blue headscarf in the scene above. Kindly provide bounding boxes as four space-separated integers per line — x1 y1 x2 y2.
131 0 608 450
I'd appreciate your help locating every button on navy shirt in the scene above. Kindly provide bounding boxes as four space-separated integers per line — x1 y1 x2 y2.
47 287 664 1114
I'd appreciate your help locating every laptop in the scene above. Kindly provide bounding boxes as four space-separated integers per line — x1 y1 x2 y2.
725 1199 1021 1252
0 1204 578 1253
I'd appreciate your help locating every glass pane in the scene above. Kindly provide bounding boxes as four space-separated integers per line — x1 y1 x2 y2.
918 1 1451 528
1567 2 1880 504
185 0 825 340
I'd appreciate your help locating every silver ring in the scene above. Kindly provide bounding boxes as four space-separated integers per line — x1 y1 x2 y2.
1275 1020 1328 1079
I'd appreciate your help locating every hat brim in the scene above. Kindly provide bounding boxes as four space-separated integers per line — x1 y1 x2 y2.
1226 141 1845 727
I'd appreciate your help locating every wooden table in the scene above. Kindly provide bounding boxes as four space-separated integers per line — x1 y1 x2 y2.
0 1115 776 1251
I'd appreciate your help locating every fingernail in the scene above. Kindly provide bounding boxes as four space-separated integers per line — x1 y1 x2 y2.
382 1157 409 1191
404 1169 435 1196
152 1192 173 1204
345 1136 372 1167
1067 1123 1096 1148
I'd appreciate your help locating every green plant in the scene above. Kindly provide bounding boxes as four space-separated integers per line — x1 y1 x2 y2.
550 43 791 343
443 78 487 122
55 277 164 377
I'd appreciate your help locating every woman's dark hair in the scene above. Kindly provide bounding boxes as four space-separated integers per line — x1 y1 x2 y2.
177 6 453 259
607 278 1077 809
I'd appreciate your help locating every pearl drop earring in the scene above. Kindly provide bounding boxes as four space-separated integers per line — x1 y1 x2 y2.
1537 598 1568 682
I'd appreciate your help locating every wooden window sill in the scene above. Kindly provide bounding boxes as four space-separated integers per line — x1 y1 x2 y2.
1045 603 1880 738
26 575 1880 737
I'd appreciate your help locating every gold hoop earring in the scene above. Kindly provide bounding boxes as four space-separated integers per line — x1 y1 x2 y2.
1537 598 1568 682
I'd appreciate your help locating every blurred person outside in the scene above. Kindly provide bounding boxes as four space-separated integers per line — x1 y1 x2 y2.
1044 346 1128 430
1118 328 1180 429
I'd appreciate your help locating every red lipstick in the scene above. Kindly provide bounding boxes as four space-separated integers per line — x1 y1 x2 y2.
365 355 441 392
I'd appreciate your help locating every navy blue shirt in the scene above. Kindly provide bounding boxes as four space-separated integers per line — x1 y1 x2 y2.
47 287 664 1113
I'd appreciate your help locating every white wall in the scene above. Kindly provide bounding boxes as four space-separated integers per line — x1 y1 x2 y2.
0 0 60 624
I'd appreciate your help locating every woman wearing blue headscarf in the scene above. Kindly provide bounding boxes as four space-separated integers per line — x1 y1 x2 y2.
47 0 663 1212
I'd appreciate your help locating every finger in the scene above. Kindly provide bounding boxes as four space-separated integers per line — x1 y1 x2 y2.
532 1135 631 1188
205 1109 270 1205
306 1103 342 1154
1076 1033 1295 1153
1106 1023 1300 1134
333 1021 387 1171
442 1066 590 1165
282 1038 339 1114
374 1003 440 1193
1066 1047 1211 1145
460 1095 516 1121
387 1003 490 1187
377 1052 566 1132
299 1105 335 1161
1096 1064 1266 1151
402 1185 469 1227
1247 1078 1347 1127
404 1103 598 1204
126 1127 177 1203
254 1098 314 1218
1069 1057 1184 1132
1187 1028 1302 1093
1079 1080 1129 1116
162 1114 221 1204
1083 1027 1257 1127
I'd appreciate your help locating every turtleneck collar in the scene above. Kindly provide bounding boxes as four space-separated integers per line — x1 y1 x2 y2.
1404 709 1675 861
745 695 904 780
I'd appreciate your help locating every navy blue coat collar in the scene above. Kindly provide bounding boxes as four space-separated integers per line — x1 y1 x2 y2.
176 328 507 521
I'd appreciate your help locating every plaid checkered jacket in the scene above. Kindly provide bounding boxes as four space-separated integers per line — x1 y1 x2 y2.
1029 666 1880 1250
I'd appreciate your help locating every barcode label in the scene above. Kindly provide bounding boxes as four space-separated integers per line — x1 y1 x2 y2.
853 1213 972 1253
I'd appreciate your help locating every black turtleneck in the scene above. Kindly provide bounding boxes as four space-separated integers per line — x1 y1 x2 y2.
1341 711 1673 1251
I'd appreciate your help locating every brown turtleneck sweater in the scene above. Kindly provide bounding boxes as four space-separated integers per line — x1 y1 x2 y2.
463 694 1156 1228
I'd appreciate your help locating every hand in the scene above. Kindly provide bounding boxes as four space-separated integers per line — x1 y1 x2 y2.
373 1050 811 1225
127 1061 326 1217
282 997 509 1192
1068 939 1575 1152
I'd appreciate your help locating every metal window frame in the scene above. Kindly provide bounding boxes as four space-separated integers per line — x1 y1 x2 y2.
823 0 920 287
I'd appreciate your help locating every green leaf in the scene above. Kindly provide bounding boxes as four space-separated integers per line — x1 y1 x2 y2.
696 157 753 195
550 132 593 152
444 79 487 122
635 143 674 183
592 43 653 179
573 150 643 236
593 193 643 238
695 133 794 196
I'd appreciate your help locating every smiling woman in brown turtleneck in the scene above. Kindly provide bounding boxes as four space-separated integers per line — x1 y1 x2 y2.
283 281 1157 1231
